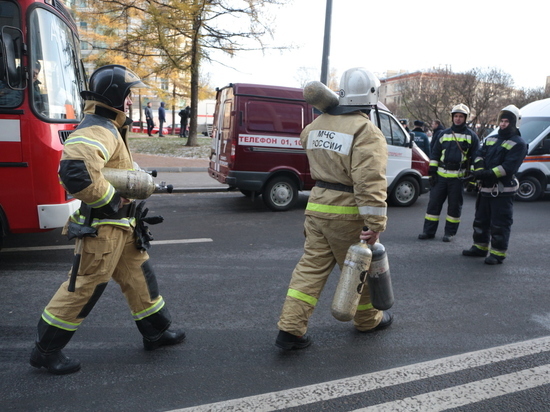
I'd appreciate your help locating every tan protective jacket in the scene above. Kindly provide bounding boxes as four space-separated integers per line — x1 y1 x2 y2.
302 111 388 232
59 101 134 227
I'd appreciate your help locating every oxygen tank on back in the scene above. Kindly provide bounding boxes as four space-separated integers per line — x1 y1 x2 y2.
367 242 394 310
331 227 372 322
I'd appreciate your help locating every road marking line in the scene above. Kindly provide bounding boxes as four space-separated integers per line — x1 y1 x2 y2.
171 335 550 412
354 364 550 412
1 238 213 253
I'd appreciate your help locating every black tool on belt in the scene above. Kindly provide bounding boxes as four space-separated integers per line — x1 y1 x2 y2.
134 200 164 251
67 203 97 292
315 180 354 193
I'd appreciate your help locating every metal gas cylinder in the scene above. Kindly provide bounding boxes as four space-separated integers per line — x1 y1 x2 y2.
367 242 394 310
331 235 372 322
102 168 156 199
303 80 339 113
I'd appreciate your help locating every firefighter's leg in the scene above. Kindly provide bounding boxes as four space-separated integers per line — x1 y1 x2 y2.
486 196 514 264
277 216 338 339
466 195 491 255
31 226 125 374
443 178 464 236
421 178 448 236
111 230 185 350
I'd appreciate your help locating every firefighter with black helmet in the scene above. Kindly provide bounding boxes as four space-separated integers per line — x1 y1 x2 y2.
29 65 185 375
463 105 527 264
275 68 393 350
418 103 480 242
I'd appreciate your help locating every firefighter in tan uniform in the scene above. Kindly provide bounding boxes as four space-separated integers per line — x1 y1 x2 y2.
29 65 185 375
276 68 393 350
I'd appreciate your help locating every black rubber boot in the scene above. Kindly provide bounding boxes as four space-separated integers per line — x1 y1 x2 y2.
30 346 81 375
275 330 312 350
143 329 186 351
462 246 487 257
358 311 394 333
418 233 435 240
485 254 504 265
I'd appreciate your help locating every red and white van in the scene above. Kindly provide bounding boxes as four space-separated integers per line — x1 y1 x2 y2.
208 83 429 211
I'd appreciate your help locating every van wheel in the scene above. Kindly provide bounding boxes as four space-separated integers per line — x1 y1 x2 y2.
389 176 419 207
262 177 298 211
516 176 542 201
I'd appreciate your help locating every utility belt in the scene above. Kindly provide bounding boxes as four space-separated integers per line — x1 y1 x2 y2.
90 201 137 219
440 162 466 170
315 180 354 193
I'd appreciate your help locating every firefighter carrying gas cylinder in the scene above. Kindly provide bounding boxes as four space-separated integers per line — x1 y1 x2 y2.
462 105 527 265
418 104 480 242
275 68 393 350
29 65 185 375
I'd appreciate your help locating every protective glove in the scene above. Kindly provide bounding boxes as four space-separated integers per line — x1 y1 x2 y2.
429 174 438 187
473 170 497 185
135 200 164 251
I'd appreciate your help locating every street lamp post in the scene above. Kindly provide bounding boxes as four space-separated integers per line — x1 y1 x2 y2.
320 0 332 85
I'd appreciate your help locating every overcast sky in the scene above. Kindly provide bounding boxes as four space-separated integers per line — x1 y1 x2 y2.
203 0 548 91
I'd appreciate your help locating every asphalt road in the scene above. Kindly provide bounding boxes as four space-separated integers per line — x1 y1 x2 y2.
1 191 549 411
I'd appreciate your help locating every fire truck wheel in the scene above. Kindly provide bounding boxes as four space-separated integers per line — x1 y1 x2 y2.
389 176 419 207
262 176 298 211
516 176 542 202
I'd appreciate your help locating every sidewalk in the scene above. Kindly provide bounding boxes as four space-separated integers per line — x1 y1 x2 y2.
132 153 228 193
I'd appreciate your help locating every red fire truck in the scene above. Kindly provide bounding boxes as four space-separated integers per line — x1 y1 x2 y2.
0 0 86 249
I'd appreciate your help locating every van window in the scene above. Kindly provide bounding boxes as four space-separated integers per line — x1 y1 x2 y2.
246 100 304 133
379 112 406 146
222 100 232 129
517 117 550 145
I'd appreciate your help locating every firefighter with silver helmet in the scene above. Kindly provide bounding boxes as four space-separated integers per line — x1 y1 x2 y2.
29 65 185 375
418 103 480 242
275 68 393 350
463 105 527 264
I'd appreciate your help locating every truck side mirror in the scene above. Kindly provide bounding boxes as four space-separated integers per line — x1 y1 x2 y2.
1 27 26 90
408 132 415 148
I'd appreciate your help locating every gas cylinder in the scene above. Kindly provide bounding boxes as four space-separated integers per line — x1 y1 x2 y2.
331 230 372 322
102 168 157 199
367 242 394 310
303 80 339 113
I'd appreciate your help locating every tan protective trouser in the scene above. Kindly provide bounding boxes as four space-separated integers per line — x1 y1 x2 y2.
277 216 383 336
45 225 161 327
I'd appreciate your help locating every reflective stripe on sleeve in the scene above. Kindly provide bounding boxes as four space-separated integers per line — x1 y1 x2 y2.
132 297 165 321
64 136 110 161
358 205 387 216
494 166 506 178
88 184 116 209
287 288 318 307
42 309 80 332
306 202 359 215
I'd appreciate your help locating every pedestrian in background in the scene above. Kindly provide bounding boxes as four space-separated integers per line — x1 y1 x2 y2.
29 65 185 375
179 106 190 138
418 104 479 242
430 119 445 151
412 120 430 157
463 105 527 265
144 102 154 136
276 68 393 351
158 102 166 137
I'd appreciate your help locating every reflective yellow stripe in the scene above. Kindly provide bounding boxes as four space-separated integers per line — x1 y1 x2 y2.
425 214 439 222
491 249 506 257
446 215 460 224
88 184 116 208
474 244 489 251
42 309 80 332
133 297 165 321
306 202 359 215
287 288 318 306
357 303 374 311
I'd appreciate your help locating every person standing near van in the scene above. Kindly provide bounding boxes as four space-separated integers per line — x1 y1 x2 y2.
29 65 185 375
145 102 154 136
463 105 527 264
158 102 166 136
430 119 445 151
178 106 190 137
418 104 479 242
275 68 392 350
412 120 430 157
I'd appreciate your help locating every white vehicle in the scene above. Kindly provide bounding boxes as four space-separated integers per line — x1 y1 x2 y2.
504 98 550 201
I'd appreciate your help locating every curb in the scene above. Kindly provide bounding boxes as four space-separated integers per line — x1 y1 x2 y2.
143 167 207 173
